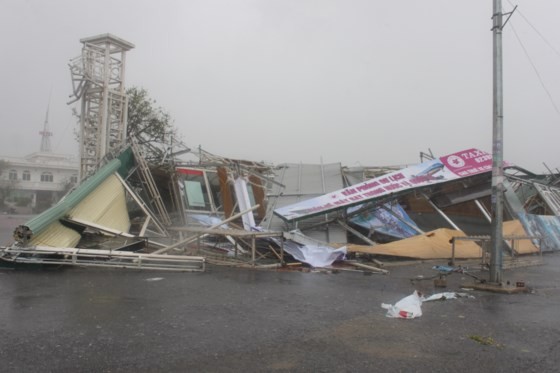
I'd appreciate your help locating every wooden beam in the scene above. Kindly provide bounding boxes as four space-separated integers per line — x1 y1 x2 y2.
345 260 389 274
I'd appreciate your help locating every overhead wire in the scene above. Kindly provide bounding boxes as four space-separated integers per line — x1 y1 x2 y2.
506 0 560 58
504 2 560 117
508 20 560 116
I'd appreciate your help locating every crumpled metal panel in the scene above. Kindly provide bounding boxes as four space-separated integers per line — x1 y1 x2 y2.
264 163 347 244
22 158 122 238
29 221 81 248
68 174 130 233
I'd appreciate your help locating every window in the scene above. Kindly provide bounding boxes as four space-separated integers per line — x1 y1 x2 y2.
8 170 17 181
40 172 53 182
70 175 78 184
22 170 30 181
178 169 213 211
185 180 207 208
177 168 221 212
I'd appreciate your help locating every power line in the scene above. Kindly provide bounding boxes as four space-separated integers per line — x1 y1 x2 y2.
506 0 560 59
508 19 560 117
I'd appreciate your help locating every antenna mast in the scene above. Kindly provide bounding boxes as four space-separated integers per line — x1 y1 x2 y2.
39 101 53 153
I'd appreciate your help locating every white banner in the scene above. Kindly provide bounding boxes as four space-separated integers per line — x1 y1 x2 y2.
274 148 494 221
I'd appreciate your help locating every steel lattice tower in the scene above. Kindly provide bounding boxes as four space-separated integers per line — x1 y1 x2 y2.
68 34 134 181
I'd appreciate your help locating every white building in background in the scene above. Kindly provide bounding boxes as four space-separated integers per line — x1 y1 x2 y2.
0 152 78 209
0 105 78 212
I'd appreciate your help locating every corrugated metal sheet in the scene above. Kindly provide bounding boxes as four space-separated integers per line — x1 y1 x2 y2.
68 174 130 233
264 163 347 244
272 163 343 197
29 221 82 248
23 158 122 237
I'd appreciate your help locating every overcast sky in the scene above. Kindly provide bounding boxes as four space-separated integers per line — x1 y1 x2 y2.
1 0 559 172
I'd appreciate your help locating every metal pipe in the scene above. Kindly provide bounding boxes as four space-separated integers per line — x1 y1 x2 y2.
152 205 259 254
474 199 492 223
423 195 462 232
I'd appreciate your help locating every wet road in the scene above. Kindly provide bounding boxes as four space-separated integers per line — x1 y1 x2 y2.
1 216 560 372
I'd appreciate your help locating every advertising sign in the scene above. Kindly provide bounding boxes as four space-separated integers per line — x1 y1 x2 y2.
348 203 419 239
518 212 560 252
274 148 494 221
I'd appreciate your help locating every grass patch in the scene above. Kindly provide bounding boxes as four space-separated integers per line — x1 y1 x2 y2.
469 335 503 348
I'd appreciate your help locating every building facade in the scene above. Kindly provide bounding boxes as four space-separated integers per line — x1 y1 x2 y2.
0 152 78 213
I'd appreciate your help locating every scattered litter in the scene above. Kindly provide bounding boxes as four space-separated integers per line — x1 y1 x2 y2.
146 277 164 282
423 292 475 302
382 291 423 319
432 265 482 282
432 265 459 273
382 291 476 319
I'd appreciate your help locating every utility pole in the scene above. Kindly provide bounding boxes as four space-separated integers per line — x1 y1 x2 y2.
490 0 505 283
489 1 517 284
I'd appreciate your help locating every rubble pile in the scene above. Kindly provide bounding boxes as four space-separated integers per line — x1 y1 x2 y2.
1 142 559 274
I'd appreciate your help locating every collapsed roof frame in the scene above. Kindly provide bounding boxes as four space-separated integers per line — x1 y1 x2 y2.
271 149 530 247
174 146 278 226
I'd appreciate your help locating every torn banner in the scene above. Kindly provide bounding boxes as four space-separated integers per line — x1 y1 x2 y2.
275 148 494 222
283 244 347 268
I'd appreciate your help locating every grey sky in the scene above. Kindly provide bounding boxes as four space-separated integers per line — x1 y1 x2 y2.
1 0 559 172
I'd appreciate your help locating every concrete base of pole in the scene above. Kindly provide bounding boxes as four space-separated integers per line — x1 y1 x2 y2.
461 281 529 294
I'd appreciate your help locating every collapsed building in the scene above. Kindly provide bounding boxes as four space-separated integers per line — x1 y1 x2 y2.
1 33 559 273
2 143 559 273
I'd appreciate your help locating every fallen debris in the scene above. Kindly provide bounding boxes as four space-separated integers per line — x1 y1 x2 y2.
3 101 558 277
348 229 484 260
344 260 388 274
382 290 476 319
423 292 475 302
281 244 346 268
381 291 423 319
7 32 554 277
0 245 205 272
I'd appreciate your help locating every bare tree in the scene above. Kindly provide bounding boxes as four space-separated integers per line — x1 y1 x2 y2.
126 87 178 162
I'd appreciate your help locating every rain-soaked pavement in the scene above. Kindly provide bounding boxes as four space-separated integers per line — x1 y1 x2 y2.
1 215 560 372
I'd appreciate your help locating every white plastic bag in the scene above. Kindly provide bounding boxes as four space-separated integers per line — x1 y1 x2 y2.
423 292 474 302
381 291 423 319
